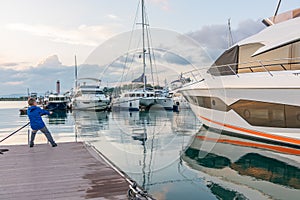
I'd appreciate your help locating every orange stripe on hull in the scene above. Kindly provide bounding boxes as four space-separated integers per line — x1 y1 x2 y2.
196 135 300 155
199 116 300 146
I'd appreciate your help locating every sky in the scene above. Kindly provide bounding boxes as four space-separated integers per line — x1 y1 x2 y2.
0 0 299 96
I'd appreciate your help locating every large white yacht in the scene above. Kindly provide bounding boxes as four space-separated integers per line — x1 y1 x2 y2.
180 9 300 147
72 78 110 111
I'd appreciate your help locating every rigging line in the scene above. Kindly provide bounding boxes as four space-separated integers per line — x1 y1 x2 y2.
141 0 146 91
142 128 147 189
119 118 131 175
144 8 156 87
146 21 160 86
176 161 211 193
123 51 137 90
120 0 141 84
145 177 205 187
146 118 156 191
146 25 155 87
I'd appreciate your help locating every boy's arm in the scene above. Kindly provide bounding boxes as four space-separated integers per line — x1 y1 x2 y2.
40 108 51 116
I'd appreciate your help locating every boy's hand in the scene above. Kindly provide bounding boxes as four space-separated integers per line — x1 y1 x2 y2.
49 111 53 115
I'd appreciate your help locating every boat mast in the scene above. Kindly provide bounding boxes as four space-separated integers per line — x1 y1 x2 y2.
75 55 78 88
141 0 146 91
274 0 282 19
227 18 233 48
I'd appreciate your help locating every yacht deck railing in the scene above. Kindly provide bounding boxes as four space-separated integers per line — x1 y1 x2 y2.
181 57 300 81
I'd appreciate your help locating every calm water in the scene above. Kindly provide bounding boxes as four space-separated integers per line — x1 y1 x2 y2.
1 101 300 200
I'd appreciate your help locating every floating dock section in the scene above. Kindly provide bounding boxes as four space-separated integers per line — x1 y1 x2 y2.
0 142 129 200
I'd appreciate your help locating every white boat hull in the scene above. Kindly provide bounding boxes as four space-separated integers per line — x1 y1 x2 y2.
180 71 300 147
112 98 140 111
140 97 173 110
73 99 109 111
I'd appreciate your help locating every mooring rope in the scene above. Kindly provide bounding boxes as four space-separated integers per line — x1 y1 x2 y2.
0 122 30 143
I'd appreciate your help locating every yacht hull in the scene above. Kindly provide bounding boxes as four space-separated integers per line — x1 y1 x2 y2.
140 97 173 110
180 71 300 147
73 100 109 111
112 98 140 111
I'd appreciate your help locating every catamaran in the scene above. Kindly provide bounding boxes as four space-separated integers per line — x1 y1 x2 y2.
111 0 173 111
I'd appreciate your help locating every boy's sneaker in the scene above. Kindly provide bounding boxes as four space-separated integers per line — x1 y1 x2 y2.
52 143 57 147
29 143 34 148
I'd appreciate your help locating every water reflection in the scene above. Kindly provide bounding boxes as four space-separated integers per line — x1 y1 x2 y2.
70 107 300 200
182 126 300 200
74 109 201 195
48 110 67 124
73 110 109 141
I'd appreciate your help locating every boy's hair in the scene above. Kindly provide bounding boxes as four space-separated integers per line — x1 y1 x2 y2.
28 98 36 106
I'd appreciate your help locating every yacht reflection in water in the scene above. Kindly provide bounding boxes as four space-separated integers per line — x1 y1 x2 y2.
182 126 300 200
109 109 200 192
73 110 109 141
48 110 67 124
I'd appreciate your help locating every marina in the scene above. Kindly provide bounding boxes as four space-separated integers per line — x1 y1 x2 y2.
1 0 300 199
1 101 300 199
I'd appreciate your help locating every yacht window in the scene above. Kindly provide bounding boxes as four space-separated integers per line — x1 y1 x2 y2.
231 100 286 128
208 45 239 76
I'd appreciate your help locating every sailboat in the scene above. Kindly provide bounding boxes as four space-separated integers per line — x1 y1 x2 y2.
111 0 173 111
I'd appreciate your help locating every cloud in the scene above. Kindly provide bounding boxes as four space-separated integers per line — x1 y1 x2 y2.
0 19 267 96
1 62 19 67
7 23 118 46
161 52 190 65
3 81 23 86
37 55 62 67
149 0 170 11
0 61 30 71
188 19 265 59
106 14 120 20
0 55 75 96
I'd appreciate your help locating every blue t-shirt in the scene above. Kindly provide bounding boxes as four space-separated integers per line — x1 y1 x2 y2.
27 106 50 130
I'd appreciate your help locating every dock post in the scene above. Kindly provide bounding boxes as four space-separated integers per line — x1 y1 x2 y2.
27 128 30 145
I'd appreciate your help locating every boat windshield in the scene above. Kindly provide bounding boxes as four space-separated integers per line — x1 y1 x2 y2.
208 41 300 76
49 97 66 101
82 91 104 95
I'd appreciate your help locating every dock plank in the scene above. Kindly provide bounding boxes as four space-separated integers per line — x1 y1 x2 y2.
0 142 129 200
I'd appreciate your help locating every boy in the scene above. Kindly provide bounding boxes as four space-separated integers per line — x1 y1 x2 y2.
27 98 57 147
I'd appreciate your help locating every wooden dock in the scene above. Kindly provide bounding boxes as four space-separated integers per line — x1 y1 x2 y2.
0 142 129 200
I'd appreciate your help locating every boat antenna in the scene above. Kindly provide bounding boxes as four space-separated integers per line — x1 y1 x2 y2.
75 55 78 88
274 0 282 20
27 88 30 98
141 0 146 91
227 18 234 47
